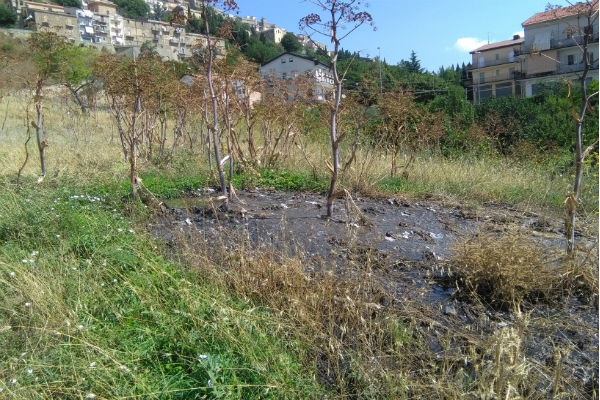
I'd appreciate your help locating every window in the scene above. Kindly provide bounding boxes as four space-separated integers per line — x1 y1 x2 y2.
479 72 485 83
495 53 499 60
568 54 574 65
495 69 500 77
588 52 595 65
509 67 515 78
289 57 293 62
282 72 287 79
281 58 286 63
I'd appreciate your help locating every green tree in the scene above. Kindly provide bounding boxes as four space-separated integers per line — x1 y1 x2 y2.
61 44 96 113
406 50 423 73
114 0 149 19
281 32 301 53
244 37 282 64
0 4 17 27
58 0 82 8
152 3 166 20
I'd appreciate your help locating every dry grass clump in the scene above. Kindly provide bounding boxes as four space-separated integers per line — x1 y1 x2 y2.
451 229 598 310
179 235 413 397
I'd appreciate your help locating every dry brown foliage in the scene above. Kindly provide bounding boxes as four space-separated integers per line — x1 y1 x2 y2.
451 229 598 310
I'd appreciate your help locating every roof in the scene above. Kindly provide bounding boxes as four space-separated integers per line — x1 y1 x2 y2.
87 0 117 8
522 1 599 26
471 37 524 53
24 1 65 9
261 52 331 69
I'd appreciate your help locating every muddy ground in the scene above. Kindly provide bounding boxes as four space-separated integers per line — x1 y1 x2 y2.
151 188 598 397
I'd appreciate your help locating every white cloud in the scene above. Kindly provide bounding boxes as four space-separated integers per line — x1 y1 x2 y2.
452 37 488 52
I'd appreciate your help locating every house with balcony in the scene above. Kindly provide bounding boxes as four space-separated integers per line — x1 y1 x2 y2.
464 1 598 103
467 35 524 104
519 0 599 96
260 52 334 102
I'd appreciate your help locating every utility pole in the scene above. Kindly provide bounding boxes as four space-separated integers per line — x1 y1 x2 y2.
377 46 383 93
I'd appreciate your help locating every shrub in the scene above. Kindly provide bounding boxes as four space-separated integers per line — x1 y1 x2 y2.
0 4 17 27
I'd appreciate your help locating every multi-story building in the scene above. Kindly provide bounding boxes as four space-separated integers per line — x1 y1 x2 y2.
260 52 334 101
24 1 80 42
21 0 224 61
519 1 599 96
467 35 524 104
464 1 599 102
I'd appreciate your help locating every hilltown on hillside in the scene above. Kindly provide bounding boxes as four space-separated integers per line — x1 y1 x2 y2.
1 0 597 103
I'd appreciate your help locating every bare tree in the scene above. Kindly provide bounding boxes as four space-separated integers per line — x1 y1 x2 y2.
198 0 238 205
562 0 599 254
300 0 373 218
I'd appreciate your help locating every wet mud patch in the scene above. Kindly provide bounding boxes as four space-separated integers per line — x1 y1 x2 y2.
150 188 598 398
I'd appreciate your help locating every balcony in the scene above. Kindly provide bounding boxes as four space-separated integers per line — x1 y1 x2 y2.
551 35 599 50
468 56 520 70
474 71 518 85
557 61 600 74
519 35 599 55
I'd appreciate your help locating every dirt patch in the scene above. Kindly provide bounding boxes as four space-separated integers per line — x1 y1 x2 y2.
150 188 598 398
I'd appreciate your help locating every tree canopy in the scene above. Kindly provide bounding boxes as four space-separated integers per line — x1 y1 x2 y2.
281 32 301 53
114 0 149 19
0 4 17 27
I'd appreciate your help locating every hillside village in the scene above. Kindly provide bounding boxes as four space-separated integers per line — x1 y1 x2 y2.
0 0 597 104
0 1 599 399
3 0 327 61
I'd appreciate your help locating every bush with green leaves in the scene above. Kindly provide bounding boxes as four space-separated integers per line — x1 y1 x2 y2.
113 0 149 19
0 4 17 27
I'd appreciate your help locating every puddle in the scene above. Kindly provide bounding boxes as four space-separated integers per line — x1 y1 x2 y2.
150 188 598 396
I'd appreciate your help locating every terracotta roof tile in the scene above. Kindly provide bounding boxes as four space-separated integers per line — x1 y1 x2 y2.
471 37 524 53
522 1 599 26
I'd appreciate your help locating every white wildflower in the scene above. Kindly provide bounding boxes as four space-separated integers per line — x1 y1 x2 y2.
77 325 84 330
24 302 31 307
85 393 96 399
128 228 134 233
207 379 213 387
9 271 15 277
21 259 27 263
118 365 130 373
10 379 17 384
113 279 117 283
117 228 123 233
56 234 61 238
31 251 39 256
89 362 96 368
26 368 33 375
198 354 208 360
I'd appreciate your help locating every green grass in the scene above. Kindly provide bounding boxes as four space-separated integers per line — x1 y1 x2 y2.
234 169 328 192
0 179 323 399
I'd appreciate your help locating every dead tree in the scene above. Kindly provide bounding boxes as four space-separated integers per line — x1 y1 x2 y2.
300 0 373 218
197 0 238 205
562 1 599 254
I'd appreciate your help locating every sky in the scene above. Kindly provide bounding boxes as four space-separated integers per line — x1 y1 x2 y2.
232 0 559 72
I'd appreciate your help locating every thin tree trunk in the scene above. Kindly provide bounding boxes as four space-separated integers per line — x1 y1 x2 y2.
203 3 228 206
66 83 87 114
34 79 46 177
566 18 594 255
326 25 342 218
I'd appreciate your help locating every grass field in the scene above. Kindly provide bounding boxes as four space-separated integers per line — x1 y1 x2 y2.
1 92 598 398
